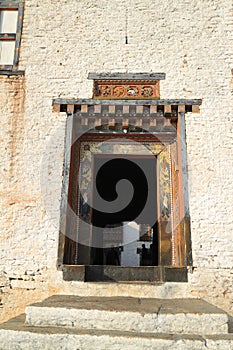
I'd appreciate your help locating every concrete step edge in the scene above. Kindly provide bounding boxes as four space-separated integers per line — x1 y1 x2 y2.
25 295 228 314
24 296 229 335
25 308 229 335
0 316 233 350
0 315 233 340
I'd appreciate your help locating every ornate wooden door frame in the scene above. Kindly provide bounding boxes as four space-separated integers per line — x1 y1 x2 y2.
54 73 201 282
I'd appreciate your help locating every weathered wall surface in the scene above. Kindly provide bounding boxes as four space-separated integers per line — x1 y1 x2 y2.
0 0 232 322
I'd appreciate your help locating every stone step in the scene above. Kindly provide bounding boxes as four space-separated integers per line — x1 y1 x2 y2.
1 315 233 350
60 279 190 299
25 295 229 335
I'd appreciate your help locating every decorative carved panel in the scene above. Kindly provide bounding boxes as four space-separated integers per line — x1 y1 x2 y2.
93 80 160 100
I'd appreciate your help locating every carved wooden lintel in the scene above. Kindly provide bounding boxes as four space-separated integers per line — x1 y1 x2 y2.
93 80 160 100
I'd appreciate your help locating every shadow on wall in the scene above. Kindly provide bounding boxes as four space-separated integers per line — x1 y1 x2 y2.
228 315 233 333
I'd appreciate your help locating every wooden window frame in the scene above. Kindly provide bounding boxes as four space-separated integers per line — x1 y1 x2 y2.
0 1 24 75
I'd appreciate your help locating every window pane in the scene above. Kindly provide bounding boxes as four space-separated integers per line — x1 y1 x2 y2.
0 41 15 65
0 10 18 33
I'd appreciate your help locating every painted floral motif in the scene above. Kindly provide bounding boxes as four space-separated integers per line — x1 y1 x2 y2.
113 86 125 97
127 86 139 96
100 86 111 96
171 142 180 229
113 143 151 155
170 141 183 265
94 81 160 99
141 86 153 97
158 150 171 220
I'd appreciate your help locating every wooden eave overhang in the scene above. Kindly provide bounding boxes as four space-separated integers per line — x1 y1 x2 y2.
52 98 202 114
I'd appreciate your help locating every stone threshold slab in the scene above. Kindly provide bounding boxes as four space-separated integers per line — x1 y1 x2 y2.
1 315 233 350
62 265 188 282
25 296 229 335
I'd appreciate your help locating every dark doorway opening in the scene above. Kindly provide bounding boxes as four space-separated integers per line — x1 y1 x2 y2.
88 155 159 267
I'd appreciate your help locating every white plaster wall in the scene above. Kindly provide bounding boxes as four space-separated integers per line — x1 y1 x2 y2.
121 222 140 266
0 0 232 321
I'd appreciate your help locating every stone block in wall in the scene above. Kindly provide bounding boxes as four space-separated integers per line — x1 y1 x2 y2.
10 280 36 290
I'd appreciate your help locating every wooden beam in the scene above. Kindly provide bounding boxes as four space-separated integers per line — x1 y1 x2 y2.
94 105 101 113
52 104 60 113
178 105 185 113
136 105 143 114
0 69 24 75
165 105 172 113
109 105 115 114
14 2 24 67
67 104 74 114
53 98 202 106
88 73 166 80
0 33 16 40
81 105 88 113
192 105 200 113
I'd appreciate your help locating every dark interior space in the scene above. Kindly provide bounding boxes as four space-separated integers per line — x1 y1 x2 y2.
90 155 159 266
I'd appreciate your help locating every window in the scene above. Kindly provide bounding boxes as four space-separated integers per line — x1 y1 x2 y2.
0 1 24 74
